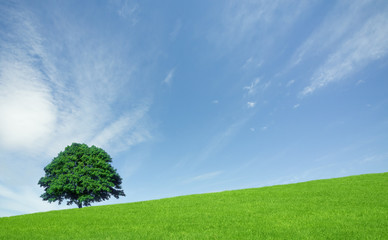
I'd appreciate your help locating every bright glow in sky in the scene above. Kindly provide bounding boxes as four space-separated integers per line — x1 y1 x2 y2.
1 0 388 217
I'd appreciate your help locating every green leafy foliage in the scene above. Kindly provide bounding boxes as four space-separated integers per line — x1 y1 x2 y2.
38 143 125 208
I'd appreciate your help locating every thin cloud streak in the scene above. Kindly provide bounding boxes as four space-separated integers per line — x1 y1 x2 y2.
211 0 312 50
301 13 388 96
243 78 260 96
0 183 67 216
195 117 250 166
290 0 373 68
0 2 153 217
114 0 139 25
170 19 182 41
0 61 56 152
91 104 152 153
163 68 175 85
184 171 223 184
247 102 256 108
286 80 295 87
1 1 152 156
0 5 57 153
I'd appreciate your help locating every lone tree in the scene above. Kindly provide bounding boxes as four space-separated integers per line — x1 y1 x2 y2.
38 143 125 208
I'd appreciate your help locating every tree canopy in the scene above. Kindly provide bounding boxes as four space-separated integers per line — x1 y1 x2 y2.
38 143 125 208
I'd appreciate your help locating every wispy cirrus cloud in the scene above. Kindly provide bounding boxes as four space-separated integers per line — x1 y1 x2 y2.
293 104 300 109
0 182 68 216
184 171 223 184
170 19 182 41
211 0 312 50
0 61 57 152
91 104 152 153
283 0 388 96
0 1 152 156
247 102 256 108
163 68 175 85
243 78 260 96
195 118 249 166
0 2 153 217
113 0 139 25
286 80 295 87
0 4 57 153
290 0 374 68
301 13 388 96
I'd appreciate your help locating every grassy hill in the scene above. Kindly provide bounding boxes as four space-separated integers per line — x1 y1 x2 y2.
1 172 387 239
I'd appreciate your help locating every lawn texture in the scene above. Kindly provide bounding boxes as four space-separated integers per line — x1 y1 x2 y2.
1 172 387 239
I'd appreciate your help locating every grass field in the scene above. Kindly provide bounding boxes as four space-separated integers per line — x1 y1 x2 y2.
1 172 387 239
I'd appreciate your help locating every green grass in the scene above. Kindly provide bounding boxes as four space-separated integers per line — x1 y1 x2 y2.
1 173 387 239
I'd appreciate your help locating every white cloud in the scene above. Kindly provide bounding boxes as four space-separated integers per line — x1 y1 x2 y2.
212 100 219 104
91 105 151 153
170 19 182 40
263 81 271 90
115 0 139 25
242 57 253 68
0 62 56 151
184 171 222 184
0 183 67 217
211 1 311 49
247 102 256 108
242 57 263 69
196 118 249 165
163 68 175 85
301 13 388 96
293 104 300 109
356 79 365 86
286 79 295 87
0 2 153 217
243 78 260 95
0 2 152 155
0 5 58 153
290 0 374 68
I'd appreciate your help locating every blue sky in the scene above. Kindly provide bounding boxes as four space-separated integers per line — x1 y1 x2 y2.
0 0 387 217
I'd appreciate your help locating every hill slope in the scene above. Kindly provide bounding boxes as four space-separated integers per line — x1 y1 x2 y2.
1 173 387 239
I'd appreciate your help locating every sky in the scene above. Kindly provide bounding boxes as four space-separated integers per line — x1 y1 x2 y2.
0 0 387 217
